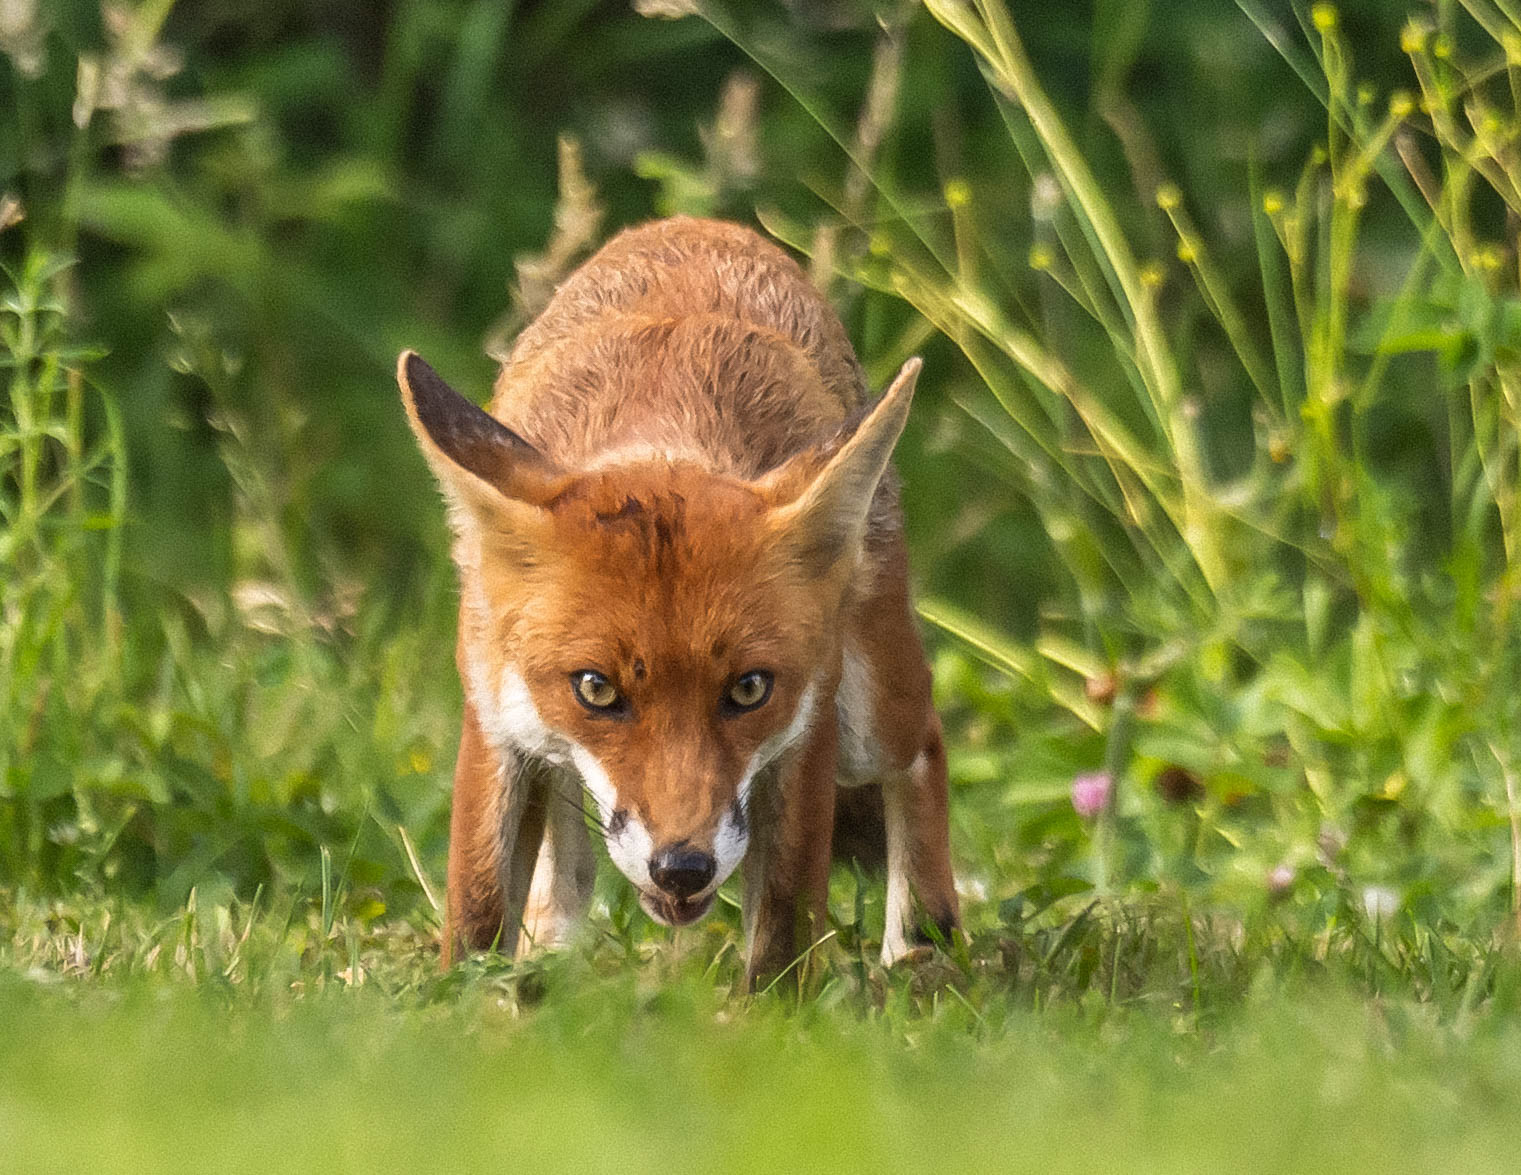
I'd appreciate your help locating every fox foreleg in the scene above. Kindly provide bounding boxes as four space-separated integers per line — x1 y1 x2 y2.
519 772 597 952
880 710 959 966
443 700 548 964
742 715 838 991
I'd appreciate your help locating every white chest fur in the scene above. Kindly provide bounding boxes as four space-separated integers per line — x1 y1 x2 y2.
835 641 883 785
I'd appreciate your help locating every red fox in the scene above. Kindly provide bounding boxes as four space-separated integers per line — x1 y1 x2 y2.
398 217 958 986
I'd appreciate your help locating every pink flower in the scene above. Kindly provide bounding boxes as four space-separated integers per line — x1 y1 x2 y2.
1071 771 1113 819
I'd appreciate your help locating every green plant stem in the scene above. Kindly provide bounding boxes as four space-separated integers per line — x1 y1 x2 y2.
929 0 1226 593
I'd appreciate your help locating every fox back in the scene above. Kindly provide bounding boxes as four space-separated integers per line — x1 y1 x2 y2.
494 217 870 472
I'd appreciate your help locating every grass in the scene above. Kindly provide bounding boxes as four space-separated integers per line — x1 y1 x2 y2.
1 988 1511 1173
7 824 1521 1171
6 905 1521 1173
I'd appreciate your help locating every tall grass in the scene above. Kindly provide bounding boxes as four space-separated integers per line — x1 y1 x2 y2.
0 246 125 883
684 0 1521 942
0 1 461 908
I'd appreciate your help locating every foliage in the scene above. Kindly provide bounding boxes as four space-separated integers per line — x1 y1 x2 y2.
1 249 123 886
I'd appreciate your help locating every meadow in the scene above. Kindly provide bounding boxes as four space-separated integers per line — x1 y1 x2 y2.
6 0 1521 1168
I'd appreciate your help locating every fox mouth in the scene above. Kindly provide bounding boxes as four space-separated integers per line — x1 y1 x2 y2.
640 889 714 927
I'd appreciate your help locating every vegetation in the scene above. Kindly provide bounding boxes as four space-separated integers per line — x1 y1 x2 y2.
5 0 1521 1167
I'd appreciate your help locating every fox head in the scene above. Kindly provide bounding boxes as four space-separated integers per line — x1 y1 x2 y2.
398 350 919 927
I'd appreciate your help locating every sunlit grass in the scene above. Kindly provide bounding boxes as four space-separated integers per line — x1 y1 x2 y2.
6 903 1521 1173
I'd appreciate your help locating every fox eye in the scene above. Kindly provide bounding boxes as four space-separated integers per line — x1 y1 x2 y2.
724 670 773 714
571 670 624 714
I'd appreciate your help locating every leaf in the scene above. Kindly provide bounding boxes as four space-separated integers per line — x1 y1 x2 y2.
918 597 1105 730
24 754 74 802
999 876 1093 925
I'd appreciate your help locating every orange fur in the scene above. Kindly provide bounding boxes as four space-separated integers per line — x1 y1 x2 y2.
399 216 957 986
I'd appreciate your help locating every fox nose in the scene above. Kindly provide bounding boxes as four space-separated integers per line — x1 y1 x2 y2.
648 846 715 900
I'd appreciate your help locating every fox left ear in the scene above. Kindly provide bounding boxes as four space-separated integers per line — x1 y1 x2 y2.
397 350 563 516
763 357 921 576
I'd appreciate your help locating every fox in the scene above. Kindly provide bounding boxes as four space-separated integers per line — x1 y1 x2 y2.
397 216 958 987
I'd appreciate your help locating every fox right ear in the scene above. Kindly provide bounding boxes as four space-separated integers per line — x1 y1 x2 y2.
397 351 562 513
760 357 921 577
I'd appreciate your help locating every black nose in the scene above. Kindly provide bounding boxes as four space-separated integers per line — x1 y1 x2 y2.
649 846 715 900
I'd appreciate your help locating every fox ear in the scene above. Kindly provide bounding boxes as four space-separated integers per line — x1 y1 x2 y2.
764 357 921 576
397 350 562 514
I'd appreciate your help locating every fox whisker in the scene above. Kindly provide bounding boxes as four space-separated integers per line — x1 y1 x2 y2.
555 788 609 836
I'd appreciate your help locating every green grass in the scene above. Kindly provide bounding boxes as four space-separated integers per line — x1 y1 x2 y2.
6 915 1521 1173
7 868 1521 1171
